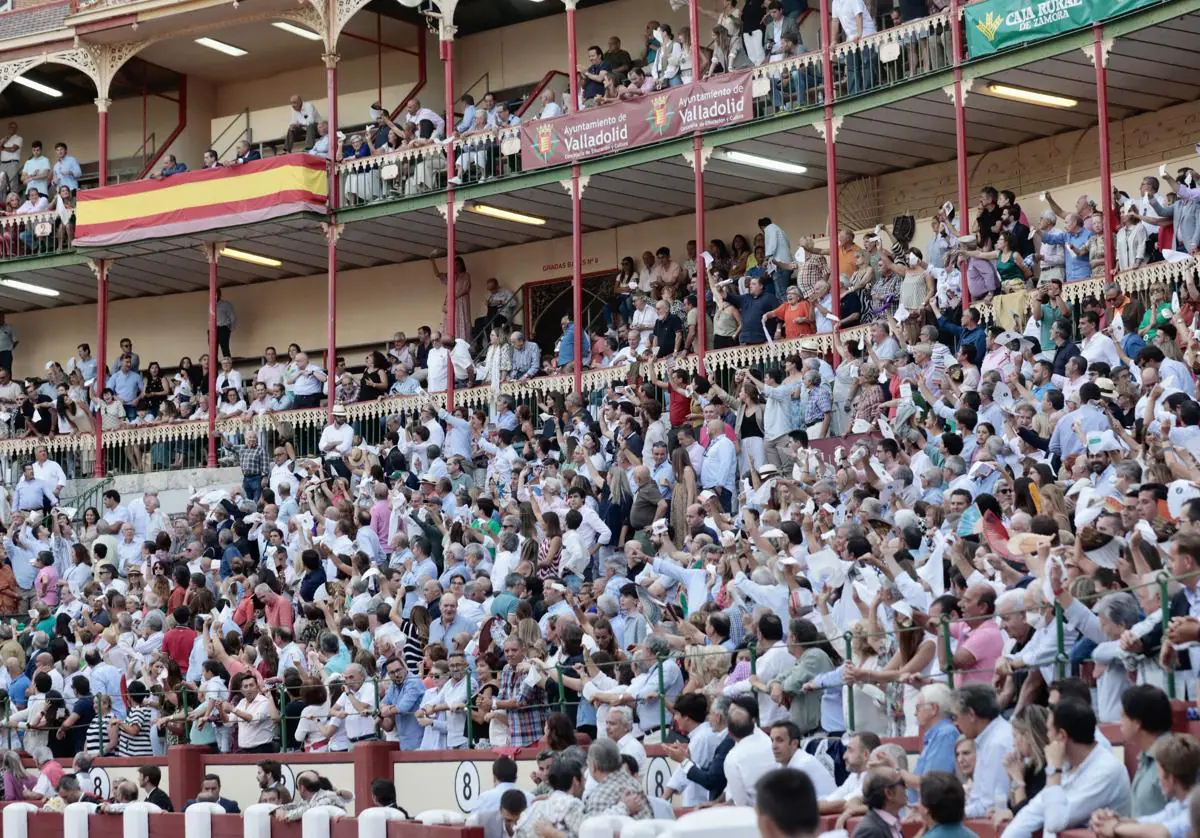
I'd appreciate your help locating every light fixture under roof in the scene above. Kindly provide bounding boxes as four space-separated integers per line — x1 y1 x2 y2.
985 83 1077 109
469 204 547 226
195 37 248 57
720 150 807 176
0 279 59 297
11 77 62 98
273 21 323 41
220 247 282 267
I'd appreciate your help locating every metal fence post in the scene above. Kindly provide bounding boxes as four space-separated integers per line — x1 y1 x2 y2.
465 669 474 747
941 617 955 690
278 683 287 750
1160 572 1176 699
556 663 567 716
749 641 758 676
842 633 855 732
656 654 668 737
1054 602 1067 681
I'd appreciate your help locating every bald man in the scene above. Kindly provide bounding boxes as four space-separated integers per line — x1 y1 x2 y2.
701 418 738 512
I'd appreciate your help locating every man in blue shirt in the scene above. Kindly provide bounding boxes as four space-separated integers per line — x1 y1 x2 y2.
5 658 29 709
106 354 143 419
932 301 987 363
556 319 590 370
428 593 478 647
910 683 960 781
381 657 428 749
52 143 81 194
1040 213 1094 281
717 275 780 346
11 463 53 512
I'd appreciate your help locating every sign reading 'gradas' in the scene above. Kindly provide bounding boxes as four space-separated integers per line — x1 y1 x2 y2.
520 68 754 170
964 0 1155 56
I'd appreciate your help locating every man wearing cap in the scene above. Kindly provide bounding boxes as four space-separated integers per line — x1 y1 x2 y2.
318 405 354 479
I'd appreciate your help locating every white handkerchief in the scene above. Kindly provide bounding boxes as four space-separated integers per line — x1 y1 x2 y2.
893 305 911 323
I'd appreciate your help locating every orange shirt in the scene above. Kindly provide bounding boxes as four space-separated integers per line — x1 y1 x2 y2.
768 300 814 339
838 243 862 279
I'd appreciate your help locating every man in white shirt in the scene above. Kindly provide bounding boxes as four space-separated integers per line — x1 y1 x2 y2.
662 693 726 808
769 721 838 797
404 98 445 139
284 352 327 409
17 186 48 214
831 0 877 94
0 122 21 197
724 614 794 725
537 89 563 120
426 337 452 393
256 346 288 390
723 696 775 807
335 663 381 744
318 404 354 478
286 95 320 153
956 683 1015 818
1079 311 1121 370
1002 698 1131 838
475 757 533 812
759 216 793 297
606 706 647 772
20 141 51 196
32 446 65 502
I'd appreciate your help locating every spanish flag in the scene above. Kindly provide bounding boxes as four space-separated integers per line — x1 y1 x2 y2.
74 154 329 247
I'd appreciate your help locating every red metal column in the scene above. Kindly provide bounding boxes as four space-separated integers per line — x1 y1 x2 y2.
819 0 840 322
327 52 340 423
443 36 458 409
1094 24 1115 286
689 0 707 373
94 259 107 477
97 98 110 185
951 0 970 312
567 2 583 393
206 246 219 468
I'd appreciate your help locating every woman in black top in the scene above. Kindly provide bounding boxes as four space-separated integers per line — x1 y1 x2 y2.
358 351 391 401
141 362 169 415
998 704 1049 826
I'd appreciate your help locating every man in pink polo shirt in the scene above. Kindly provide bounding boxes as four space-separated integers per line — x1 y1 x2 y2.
945 585 1004 684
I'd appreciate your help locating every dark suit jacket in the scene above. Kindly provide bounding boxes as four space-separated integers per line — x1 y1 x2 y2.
185 797 240 814
685 735 735 801
852 810 897 838
146 787 174 812
1142 588 1191 667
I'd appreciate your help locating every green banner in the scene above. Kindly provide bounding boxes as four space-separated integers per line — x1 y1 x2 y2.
965 0 1157 56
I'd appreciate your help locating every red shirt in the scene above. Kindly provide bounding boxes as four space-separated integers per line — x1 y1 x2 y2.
166 586 187 614
668 390 690 428
161 626 197 670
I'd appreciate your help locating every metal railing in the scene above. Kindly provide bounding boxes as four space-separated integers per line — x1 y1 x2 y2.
10 560 1180 756
0 209 74 260
212 107 252 162
0 254 1191 471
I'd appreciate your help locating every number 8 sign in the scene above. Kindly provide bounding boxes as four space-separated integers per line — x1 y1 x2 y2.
82 767 111 800
644 757 670 800
454 762 482 813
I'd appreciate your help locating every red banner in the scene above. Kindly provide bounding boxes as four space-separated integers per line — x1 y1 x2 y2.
520 69 755 170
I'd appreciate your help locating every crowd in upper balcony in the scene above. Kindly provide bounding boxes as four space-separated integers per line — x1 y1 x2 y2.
0 124 80 257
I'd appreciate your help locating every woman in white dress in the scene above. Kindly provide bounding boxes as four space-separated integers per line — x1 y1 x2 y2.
829 333 864 436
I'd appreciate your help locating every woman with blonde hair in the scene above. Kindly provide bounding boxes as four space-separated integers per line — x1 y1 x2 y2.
1 749 34 801
669 446 698 543
516 620 542 653
1037 483 1071 532
682 644 730 700
991 704 1050 830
